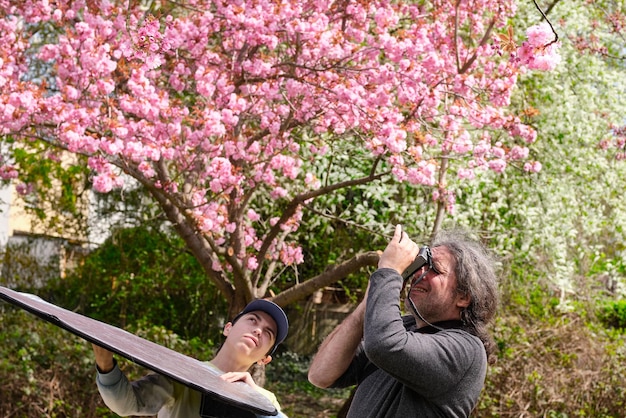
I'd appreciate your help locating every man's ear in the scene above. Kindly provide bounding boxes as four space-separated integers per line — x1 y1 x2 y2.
223 322 232 337
456 292 471 309
257 355 272 366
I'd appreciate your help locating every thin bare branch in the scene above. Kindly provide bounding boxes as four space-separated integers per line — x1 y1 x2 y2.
270 250 380 307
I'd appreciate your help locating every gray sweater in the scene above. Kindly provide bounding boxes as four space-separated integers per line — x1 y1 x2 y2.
332 268 487 417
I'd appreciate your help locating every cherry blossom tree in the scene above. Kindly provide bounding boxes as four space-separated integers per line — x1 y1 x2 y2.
0 0 559 312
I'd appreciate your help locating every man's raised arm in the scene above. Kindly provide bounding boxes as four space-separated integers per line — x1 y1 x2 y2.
308 294 367 388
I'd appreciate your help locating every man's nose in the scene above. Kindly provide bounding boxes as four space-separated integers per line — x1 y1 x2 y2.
412 267 430 285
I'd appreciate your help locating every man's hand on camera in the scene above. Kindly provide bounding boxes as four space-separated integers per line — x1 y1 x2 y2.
378 224 420 274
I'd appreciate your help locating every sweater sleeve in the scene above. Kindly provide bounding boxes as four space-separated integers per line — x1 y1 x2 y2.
328 342 374 388
96 362 175 416
363 268 485 397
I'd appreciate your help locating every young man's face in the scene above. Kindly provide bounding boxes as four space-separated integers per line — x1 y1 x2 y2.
224 311 278 362
406 246 470 324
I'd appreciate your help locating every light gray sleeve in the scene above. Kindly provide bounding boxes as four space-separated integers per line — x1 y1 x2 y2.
363 268 484 397
96 362 175 416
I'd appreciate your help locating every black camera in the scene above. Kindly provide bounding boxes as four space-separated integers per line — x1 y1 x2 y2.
401 246 433 281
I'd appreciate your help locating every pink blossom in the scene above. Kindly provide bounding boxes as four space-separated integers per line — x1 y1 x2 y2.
491 146 506 159
518 23 561 71
389 154 404 166
209 178 224 193
270 187 288 199
271 155 301 179
509 146 529 160
406 162 437 186
246 256 259 270
526 23 557 48
92 174 114 193
63 85 80 100
473 142 491 157
451 130 472 154
225 222 236 233
0 165 18 179
221 108 239 127
198 218 214 233
138 161 156 178
392 165 407 181
407 145 423 161
524 161 542 173
124 141 145 163
247 209 261 222
380 126 407 153
280 244 304 265
304 172 321 189
424 134 438 147
458 168 475 180
87 156 109 172
15 182 33 195
211 260 223 272
488 159 507 173
164 182 178 193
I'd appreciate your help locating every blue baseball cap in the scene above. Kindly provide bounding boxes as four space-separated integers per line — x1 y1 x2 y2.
233 299 289 354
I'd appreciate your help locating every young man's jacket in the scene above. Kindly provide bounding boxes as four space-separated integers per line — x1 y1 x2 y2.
330 268 487 418
96 360 285 418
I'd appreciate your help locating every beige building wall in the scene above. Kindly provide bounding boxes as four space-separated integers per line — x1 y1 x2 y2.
7 149 90 241
1 154 91 286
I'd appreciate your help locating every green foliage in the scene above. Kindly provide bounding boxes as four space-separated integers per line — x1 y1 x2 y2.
266 352 321 395
0 307 114 417
476 309 626 417
440 0 626 311
265 351 352 417
598 300 626 330
8 140 91 236
288 140 437 296
45 225 228 343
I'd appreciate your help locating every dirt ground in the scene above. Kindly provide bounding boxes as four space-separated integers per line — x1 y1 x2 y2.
279 392 347 418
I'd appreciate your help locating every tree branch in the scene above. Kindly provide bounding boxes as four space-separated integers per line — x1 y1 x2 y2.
458 17 496 74
252 169 390 284
430 155 449 242
270 250 380 307
121 159 236 301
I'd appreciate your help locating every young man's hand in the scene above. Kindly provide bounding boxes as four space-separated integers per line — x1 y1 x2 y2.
92 344 115 373
220 372 259 390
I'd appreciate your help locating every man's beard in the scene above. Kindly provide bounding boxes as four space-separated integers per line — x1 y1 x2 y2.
405 288 456 326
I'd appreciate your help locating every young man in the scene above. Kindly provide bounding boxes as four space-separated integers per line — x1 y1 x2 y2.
93 299 289 418
308 226 499 417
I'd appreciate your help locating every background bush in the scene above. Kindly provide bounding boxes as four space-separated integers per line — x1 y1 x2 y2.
45 225 228 344
599 300 626 330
